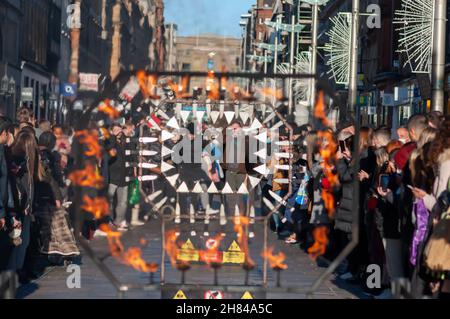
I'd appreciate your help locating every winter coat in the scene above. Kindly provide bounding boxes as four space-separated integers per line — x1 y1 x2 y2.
0 145 8 220
335 158 354 233
424 148 450 217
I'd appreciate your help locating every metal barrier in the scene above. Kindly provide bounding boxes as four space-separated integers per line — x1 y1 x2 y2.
68 70 365 299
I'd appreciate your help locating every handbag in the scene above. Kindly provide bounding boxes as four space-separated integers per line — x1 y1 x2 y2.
422 179 450 278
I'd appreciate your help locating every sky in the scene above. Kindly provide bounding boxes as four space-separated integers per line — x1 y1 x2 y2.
164 0 255 38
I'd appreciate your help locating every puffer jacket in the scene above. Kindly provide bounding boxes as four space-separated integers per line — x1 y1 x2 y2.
335 158 354 233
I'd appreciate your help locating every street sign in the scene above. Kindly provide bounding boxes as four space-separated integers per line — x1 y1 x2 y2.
173 290 187 299
79 73 99 92
222 240 245 264
177 239 199 262
61 83 77 97
382 93 394 106
21 87 33 102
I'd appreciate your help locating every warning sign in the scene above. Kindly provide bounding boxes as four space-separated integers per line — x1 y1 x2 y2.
204 290 224 299
241 291 254 299
223 241 245 264
177 239 199 262
173 290 187 299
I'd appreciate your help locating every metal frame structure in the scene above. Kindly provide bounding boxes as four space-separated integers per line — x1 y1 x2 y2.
67 69 364 299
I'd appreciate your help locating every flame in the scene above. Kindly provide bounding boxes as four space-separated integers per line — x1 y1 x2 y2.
307 226 329 261
308 90 339 260
164 230 181 267
314 91 330 127
136 70 158 99
75 130 102 161
233 216 254 267
81 195 109 219
68 164 104 189
317 130 339 215
98 99 120 119
259 86 284 100
262 247 288 270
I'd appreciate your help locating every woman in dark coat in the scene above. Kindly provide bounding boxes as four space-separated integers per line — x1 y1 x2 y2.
5 130 42 279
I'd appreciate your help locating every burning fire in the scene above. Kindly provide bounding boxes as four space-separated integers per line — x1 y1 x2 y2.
233 216 254 267
164 230 181 267
98 99 120 119
307 226 329 261
262 247 288 270
68 164 104 189
81 195 109 219
136 70 158 99
75 130 102 161
257 86 284 101
308 90 339 260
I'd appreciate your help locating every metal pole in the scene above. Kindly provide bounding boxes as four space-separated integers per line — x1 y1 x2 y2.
431 0 447 112
274 14 281 74
348 0 360 118
288 15 296 115
310 4 318 110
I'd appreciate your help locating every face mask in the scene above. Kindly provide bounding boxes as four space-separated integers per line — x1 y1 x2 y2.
399 138 407 144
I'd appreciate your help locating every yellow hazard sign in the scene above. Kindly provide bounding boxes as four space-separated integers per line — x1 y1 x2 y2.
177 239 199 262
241 291 254 299
173 290 187 299
223 240 245 264
228 240 241 251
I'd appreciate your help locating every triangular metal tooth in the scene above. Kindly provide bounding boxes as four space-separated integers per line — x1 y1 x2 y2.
166 117 180 130
154 197 168 210
240 111 250 124
166 174 179 187
224 111 235 124
210 111 220 124
237 183 249 194
161 161 175 173
162 146 174 157
161 130 175 142
254 164 270 177
192 181 203 193
255 131 267 143
177 182 190 193
221 182 234 194
248 175 262 189
147 190 162 202
157 109 170 120
180 110 191 123
196 111 205 122
249 118 263 131
254 148 267 160
263 112 276 124
207 183 219 194
273 178 290 184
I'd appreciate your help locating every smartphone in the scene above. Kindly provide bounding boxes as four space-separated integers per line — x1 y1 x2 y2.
339 140 346 152
379 174 390 192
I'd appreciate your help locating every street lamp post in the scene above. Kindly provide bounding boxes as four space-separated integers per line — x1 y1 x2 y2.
431 0 447 112
348 0 360 117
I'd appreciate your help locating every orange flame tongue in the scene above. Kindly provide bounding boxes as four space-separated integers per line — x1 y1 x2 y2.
68 164 104 189
98 99 120 119
307 226 329 261
75 130 102 161
233 216 254 267
262 247 288 270
81 196 109 219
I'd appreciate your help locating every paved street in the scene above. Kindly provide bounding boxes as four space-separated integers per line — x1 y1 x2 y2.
17 217 365 299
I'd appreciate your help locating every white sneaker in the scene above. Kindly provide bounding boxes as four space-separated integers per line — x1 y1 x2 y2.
190 230 197 236
206 208 219 215
203 232 210 237
93 229 108 238
131 220 145 227
117 221 129 232
249 232 255 239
